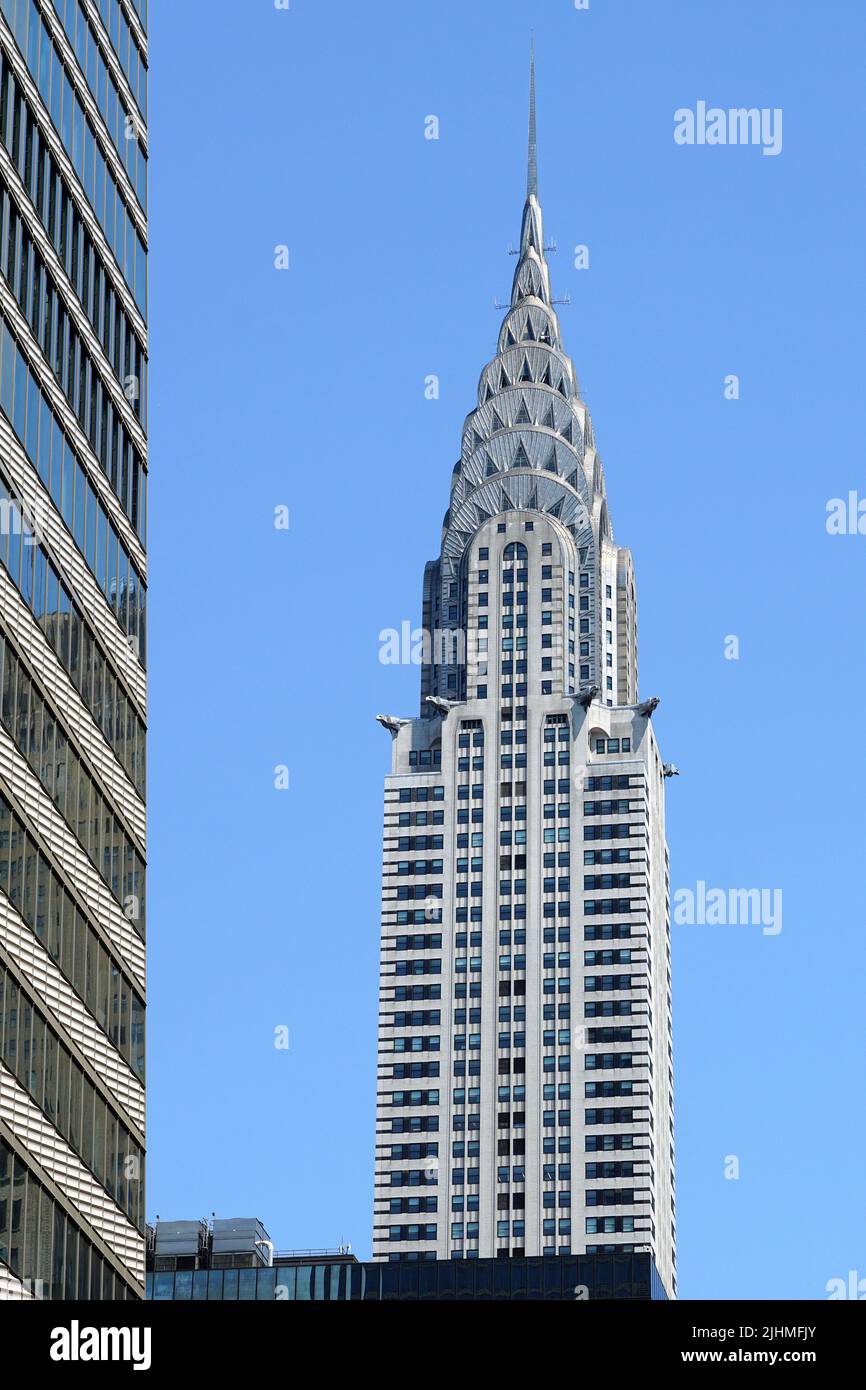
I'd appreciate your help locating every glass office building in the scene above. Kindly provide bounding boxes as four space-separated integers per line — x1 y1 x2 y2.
146 1217 667 1301
0 0 146 1300
148 1253 666 1303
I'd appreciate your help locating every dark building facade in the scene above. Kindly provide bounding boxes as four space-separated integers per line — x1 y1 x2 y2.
146 1217 666 1302
0 0 146 1300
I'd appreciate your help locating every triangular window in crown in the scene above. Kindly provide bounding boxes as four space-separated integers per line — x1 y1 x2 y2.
557 375 569 397
524 316 536 342
566 470 579 491
549 497 564 519
512 442 531 469
544 404 557 429
520 357 533 383
515 400 532 425
539 321 551 344
505 327 516 347
500 364 512 389
491 408 506 432
483 381 494 402
485 453 498 477
544 446 558 473
541 363 553 387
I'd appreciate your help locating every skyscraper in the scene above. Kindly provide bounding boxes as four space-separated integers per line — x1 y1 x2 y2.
374 54 676 1297
0 0 146 1299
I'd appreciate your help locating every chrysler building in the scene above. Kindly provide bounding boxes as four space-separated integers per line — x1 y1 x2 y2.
374 53 676 1298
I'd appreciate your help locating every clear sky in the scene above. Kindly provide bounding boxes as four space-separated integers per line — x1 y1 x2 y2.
148 0 866 1298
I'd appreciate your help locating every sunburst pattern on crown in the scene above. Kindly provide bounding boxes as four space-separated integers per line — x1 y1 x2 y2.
420 48 622 708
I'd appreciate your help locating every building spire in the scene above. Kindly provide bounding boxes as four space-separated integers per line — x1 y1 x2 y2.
527 35 538 198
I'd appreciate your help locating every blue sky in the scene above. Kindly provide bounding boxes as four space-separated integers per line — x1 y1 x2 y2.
148 0 866 1297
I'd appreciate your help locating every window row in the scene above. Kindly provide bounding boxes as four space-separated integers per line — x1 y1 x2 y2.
1 195 145 494
0 789 144 1076
2 0 146 206
584 825 634 841
586 1161 638 1178
391 1061 440 1080
392 932 442 951
408 749 441 767
0 960 143 1227
0 627 145 928
0 51 146 312
0 470 146 790
389 1169 438 1187
394 961 441 977
393 984 440 1002
586 1189 638 1206
0 314 147 644
585 1134 638 1152
87 0 147 116
388 1009 440 1027
1 183 147 533
393 1036 440 1053
0 1136 137 1298
494 1138 573 1156
586 1052 635 1070
389 1197 437 1214
388 1224 436 1242
585 927 634 946
585 1080 635 1098
389 1143 438 1161
0 160 147 438
389 1089 439 1107
60 0 147 129
585 1001 635 1018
